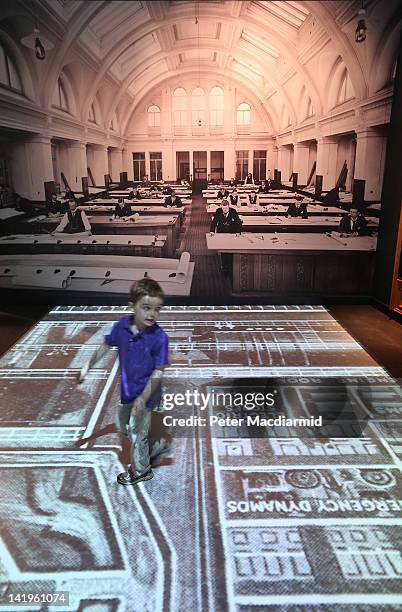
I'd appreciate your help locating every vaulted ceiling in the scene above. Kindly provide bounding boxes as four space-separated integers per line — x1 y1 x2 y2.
1 0 401 135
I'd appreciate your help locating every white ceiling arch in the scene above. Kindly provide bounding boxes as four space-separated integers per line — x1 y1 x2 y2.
69 2 324 129
103 42 300 133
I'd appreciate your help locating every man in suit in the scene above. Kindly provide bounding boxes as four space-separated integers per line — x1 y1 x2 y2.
164 190 182 207
217 188 229 199
210 199 242 235
258 180 270 194
52 197 92 235
244 173 254 185
210 199 242 275
287 195 308 219
339 208 369 236
228 178 237 188
249 191 258 205
114 198 132 218
229 190 239 206
163 184 173 195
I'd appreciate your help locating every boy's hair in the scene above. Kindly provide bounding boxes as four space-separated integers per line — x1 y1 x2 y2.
129 278 164 305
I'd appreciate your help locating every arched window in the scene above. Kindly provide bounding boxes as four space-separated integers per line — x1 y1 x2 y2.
210 86 224 126
53 77 69 112
148 105 161 128
192 87 206 126
337 69 354 104
306 98 314 118
237 102 251 125
0 43 22 92
88 103 96 123
173 87 187 126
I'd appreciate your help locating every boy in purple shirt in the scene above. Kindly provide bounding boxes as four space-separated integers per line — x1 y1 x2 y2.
78 278 169 485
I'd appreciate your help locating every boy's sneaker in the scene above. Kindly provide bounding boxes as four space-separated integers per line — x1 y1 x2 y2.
117 469 153 486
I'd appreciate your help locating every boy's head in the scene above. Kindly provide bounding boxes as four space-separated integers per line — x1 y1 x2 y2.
129 278 164 329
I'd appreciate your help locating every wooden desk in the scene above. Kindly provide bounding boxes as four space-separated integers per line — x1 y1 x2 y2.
0 233 168 257
92 197 191 206
206 232 377 295
78 204 185 222
0 252 194 296
29 214 180 257
206 203 346 216
238 215 379 233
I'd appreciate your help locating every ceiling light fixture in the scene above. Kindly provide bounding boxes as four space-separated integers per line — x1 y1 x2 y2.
355 2 367 43
21 3 53 60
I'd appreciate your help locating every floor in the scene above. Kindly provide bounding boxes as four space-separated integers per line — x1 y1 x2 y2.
0 304 400 611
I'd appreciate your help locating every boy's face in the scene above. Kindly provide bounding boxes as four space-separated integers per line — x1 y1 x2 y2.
129 295 163 330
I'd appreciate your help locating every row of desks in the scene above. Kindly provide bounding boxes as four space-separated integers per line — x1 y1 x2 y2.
229 215 378 233
90 197 191 206
0 233 168 257
22 214 181 257
206 203 346 216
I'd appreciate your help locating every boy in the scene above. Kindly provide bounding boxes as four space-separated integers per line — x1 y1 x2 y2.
78 278 169 485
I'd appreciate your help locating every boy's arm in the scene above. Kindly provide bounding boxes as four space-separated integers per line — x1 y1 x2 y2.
78 342 110 383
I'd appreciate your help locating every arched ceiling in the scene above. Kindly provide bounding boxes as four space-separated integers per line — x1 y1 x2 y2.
7 0 400 135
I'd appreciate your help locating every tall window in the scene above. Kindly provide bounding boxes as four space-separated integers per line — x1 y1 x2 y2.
236 102 251 125
235 151 248 181
192 87 206 126
0 43 22 92
148 105 160 128
173 87 187 126
210 86 224 126
54 78 69 112
210 151 224 181
253 150 267 182
133 152 145 181
150 152 162 181
306 98 314 118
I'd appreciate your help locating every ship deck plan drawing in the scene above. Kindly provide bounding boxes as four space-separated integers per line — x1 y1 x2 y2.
0 305 400 611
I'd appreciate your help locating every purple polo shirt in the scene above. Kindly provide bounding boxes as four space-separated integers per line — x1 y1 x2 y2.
104 315 169 410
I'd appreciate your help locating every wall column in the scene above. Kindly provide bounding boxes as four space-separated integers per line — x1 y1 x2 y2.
354 127 387 201
123 149 133 181
268 146 278 178
67 141 87 192
109 148 123 181
277 145 291 182
189 150 193 181
316 136 338 190
207 151 211 181
293 142 310 185
224 140 235 180
91 145 108 186
11 135 53 201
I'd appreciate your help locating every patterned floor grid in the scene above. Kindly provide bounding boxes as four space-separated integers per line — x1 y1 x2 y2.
0 305 400 611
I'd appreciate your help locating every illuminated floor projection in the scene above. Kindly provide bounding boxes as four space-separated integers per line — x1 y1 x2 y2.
0 305 401 611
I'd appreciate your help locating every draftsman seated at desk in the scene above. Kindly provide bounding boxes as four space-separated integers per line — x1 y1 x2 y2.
339 208 370 236
52 198 91 235
164 192 182 207
210 199 242 235
286 196 308 218
113 199 132 218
